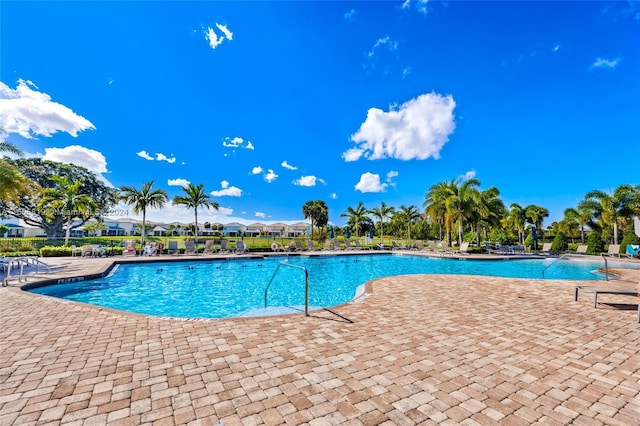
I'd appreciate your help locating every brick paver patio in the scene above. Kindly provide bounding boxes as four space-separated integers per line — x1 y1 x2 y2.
1 255 639 425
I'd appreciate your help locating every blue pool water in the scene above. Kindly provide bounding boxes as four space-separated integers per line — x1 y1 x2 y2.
29 254 624 319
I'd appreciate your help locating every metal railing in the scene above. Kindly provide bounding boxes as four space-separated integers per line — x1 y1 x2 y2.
541 254 570 279
541 253 611 281
264 261 309 316
1 256 50 285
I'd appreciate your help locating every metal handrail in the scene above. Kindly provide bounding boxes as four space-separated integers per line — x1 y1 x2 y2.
601 254 609 281
541 254 570 279
264 261 309 316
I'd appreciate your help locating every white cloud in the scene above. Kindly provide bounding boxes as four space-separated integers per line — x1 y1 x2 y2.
386 170 399 181
330 192 338 199
344 92 456 162
251 166 263 175
281 160 298 170
552 45 560 52
355 172 387 193
460 170 476 181
344 9 356 20
211 180 243 197
255 212 266 218
205 23 233 50
402 0 411 9
0 79 95 139
137 150 154 161
43 145 108 175
167 178 190 187
215 23 233 41
368 36 398 58
294 175 320 187
155 153 176 163
42 145 113 187
264 169 278 183
402 67 412 79
222 136 254 150
591 57 620 69
417 0 429 15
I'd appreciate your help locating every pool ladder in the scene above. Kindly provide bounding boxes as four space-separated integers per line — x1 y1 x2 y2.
264 261 309 316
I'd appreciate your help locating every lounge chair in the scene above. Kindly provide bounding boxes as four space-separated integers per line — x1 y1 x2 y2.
607 244 621 257
344 239 353 250
184 240 196 255
575 285 639 323
427 240 438 252
71 245 80 257
453 241 470 255
83 244 100 257
576 245 588 255
294 240 305 251
439 241 451 255
235 240 247 254
540 242 553 255
203 240 216 255
323 240 335 251
354 240 369 250
122 241 137 256
219 239 230 254
413 240 424 251
307 240 317 251
167 240 178 255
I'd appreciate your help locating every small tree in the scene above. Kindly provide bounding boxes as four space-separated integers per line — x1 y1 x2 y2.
586 231 604 254
551 231 568 253
83 221 108 237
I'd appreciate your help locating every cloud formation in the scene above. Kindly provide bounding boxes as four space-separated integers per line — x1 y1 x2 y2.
255 212 266 218
167 178 190 187
205 23 233 50
459 170 476 181
294 175 324 187
264 169 278 183
344 9 356 20
344 92 456 162
281 160 298 170
43 145 108 175
136 150 176 163
367 36 398 58
355 172 387 193
0 79 95 139
591 57 620 69
210 180 243 197
222 136 254 150
251 166 263 175
402 0 429 15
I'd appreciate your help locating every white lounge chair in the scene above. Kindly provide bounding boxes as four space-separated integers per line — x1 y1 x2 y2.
576 245 588 255
184 240 196 255
167 240 178 255
235 240 247 254
307 240 317 251
540 242 553 254
203 240 216 255
607 244 620 257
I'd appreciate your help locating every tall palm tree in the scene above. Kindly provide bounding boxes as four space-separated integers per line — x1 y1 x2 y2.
439 178 482 245
563 204 594 243
524 204 549 249
302 200 328 239
473 187 504 245
38 176 98 245
172 183 219 245
583 185 640 244
0 136 35 204
369 202 395 244
397 204 421 244
424 179 456 243
120 181 169 246
341 202 368 239
508 203 527 244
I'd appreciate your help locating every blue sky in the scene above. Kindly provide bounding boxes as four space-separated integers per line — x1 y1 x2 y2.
1 1 639 227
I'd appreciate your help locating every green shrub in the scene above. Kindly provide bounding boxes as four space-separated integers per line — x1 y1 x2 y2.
586 231 604 254
619 227 640 254
0 242 14 253
40 245 72 257
551 232 568 253
524 233 532 249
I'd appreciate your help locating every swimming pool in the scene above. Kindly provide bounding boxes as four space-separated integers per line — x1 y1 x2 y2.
29 254 623 319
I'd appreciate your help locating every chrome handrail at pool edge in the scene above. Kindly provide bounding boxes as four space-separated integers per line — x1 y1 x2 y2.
264 261 309 316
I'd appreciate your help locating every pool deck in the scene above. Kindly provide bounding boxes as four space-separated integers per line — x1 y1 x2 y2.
1 252 639 425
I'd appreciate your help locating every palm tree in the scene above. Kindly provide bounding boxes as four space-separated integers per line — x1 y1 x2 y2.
583 185 640 244
172 183 219 246
524 204 549 249
397 205 421 245
369 202 395 244
120 181 169 246
473 187 504 245
0 136 35 204
424 179 456 243
302 200 328 239
341 202 369 239
563 204 594 243
508 203 527 244
38 176 98 245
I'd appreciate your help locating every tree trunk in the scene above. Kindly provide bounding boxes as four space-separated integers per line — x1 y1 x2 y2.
194 209 199 245
64 217 71 246
613 221 618 245
141 211 146 246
